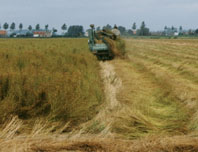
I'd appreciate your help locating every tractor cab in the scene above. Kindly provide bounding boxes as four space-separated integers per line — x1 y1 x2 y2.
88 24 114 60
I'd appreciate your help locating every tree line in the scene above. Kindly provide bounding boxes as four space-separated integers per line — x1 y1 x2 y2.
101 21 150 36
1 21 198 37
0 22 84 37
0 21 150 36
0 22 44 31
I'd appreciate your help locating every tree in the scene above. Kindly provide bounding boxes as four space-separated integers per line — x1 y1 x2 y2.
132 22 136 30
179 26 182 31
28 25 32 31
171 26 175 31
103 24 112 30
179 26 183 35
52 28 58 35
195 29 198 35
3 22 9 30
67 25 84 37
118 26 126 35
138 21 149 36
10 22 16 30
138 21 150 36
96 26 101 31
19 23 23 30
45 24 49 31
127 29 133 35
164 26 168 36
140 21 146 30
36 24 40 30
188 29 194 35
61 23 67 31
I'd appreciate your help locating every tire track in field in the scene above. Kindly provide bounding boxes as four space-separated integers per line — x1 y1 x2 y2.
111 59 191 138
70 61 124 138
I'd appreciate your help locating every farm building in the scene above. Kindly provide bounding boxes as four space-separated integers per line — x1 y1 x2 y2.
33 30 52 37
0 30 7 37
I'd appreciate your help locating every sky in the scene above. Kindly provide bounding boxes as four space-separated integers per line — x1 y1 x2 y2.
0 0 198 31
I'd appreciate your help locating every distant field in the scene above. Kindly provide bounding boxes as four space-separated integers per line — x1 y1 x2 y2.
0 38 104 132
112 39 198 138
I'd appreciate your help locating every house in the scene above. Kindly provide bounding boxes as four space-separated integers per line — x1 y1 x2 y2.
0 30 7 37
33 30 52 38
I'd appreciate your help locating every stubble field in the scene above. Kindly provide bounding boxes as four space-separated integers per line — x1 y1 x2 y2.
0 38 198 152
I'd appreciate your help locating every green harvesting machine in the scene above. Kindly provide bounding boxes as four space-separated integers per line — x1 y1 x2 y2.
88 24 116 60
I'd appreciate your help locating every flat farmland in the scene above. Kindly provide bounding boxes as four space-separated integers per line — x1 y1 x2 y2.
0 38 104 131
0 38 198 152
112 39 198 138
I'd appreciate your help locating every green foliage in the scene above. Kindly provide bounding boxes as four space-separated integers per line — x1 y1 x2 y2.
45 24 49 31
118 26 126 35
3 22 9 30
35 24 40 30
0 39 104 128
19 23 23 30
10 22 16 30
102 24 112 30
67 25 84 37
137 21 150 36
61 24 67 31
132 22 136 30
28 25 32 31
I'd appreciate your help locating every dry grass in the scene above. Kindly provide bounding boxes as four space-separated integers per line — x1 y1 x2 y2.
78 61 123 137
1 134 198 152
1 38 198 151
0 38 104 132
110 39 198 139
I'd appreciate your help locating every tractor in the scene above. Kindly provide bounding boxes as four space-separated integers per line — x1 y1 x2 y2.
88 24 118 60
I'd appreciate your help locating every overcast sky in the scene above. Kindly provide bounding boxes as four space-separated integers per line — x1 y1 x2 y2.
0 0 198 31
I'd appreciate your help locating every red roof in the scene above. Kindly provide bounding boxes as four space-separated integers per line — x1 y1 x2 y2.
0 30 7 35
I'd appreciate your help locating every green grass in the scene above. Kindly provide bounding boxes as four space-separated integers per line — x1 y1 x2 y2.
0 38 104 130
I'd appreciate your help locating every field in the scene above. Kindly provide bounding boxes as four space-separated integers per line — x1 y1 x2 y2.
112 39 198 138
0 38 198 151
0 39 104 132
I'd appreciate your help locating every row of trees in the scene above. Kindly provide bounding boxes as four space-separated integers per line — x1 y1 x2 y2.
2 22 197 37
0 21 150 36
163 26 198 36
100 21 150 36
164 26 183 32
0 22 68 33
0 22 85 37
0 22 44 31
